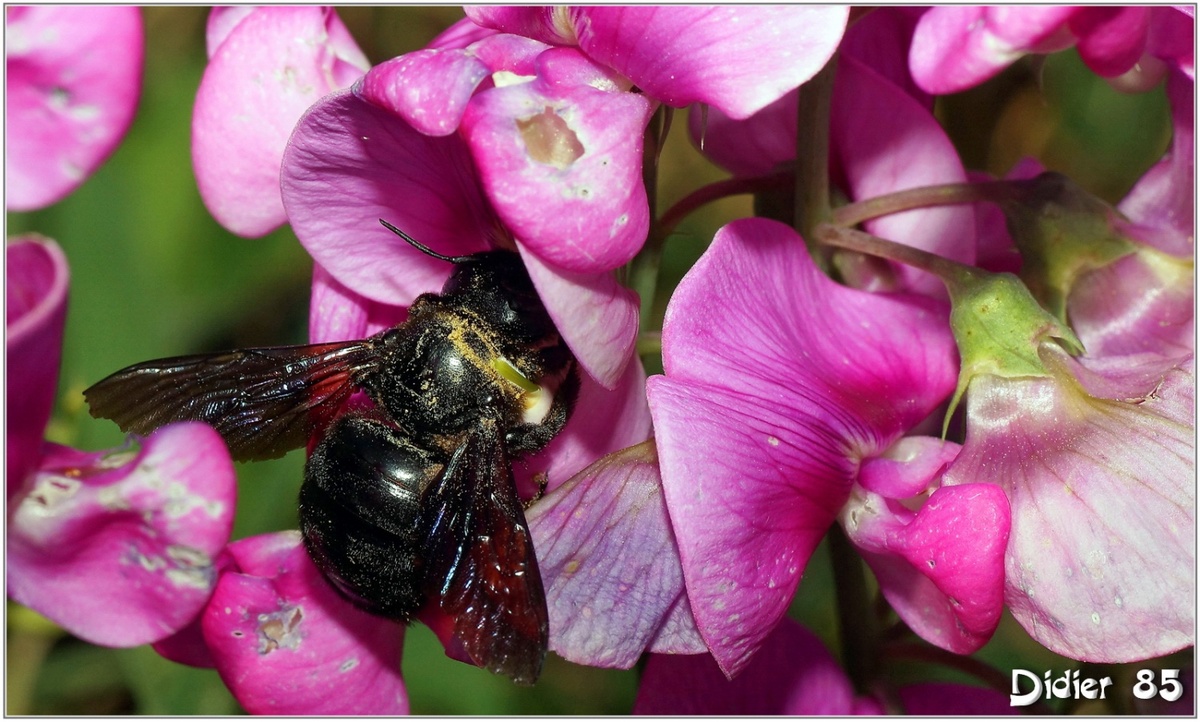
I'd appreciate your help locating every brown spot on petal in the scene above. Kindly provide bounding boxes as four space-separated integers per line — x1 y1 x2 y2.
517 107 584 170
257 606 304 654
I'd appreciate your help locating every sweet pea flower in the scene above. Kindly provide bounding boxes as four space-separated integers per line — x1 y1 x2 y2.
646 218 1010 677
909 6 1195 95
281 85 640 388
940 72 1196 662
5 6 143 211
192 6 369 236
633 617 1017 715
157 531 409 715
7 236 238 647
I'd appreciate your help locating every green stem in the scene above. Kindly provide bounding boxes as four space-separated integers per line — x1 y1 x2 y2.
628 107 669 332
828 523 879 693
794 54 838 252
830 180 1017 228
814 222 980 291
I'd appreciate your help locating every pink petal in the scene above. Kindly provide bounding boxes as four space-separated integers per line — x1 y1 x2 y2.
648 218 958 676
201 531 408 715
1070 7 1150 77
910 6 1079 94
518 245 639 390
461 47 654 274
831 54 976 296
1119 70 1194 239
281 89 498 307
5 6 143 210
633 617 878 714
359 49 490 137
308 263 408 344
572 6 849 119
428 16 500 51
944 348 1195 661
843 484 1011 654
193 7 369 237
527 441 705 669
838 6 932 108
857 436 961 499
6 236 69 496
464 7 577 46
7 423 236 647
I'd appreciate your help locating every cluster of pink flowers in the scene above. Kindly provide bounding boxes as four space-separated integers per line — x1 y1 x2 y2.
7 5 1194 715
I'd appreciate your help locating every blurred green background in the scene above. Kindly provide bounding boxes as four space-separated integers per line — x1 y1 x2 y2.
6 6 1176 715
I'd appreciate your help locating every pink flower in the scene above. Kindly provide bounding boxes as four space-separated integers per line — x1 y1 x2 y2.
191 7 369 236
944 72 1196 662
647 218 1010 676
159 532 409 715
7 236 237 647
910 6 1195 95
5 6 143 211
281 86 640 388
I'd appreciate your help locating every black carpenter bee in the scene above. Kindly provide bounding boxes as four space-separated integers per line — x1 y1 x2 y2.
84 221 578 685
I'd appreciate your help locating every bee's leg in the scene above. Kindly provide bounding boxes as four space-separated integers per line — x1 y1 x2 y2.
505 365 580 455
524 472 550 509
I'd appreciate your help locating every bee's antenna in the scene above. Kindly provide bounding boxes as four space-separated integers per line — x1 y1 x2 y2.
379 219 474 264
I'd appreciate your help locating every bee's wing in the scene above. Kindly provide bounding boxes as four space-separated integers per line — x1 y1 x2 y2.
419 418 549 686
84 340 380 461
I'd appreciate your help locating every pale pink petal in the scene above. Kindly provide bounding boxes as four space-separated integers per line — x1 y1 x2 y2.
843 484 1011 654
571 6 849 119
5 6 142 210
8 423 236 647
6 236 69 496
307 263 408 344
528 441 704 668
910 6 1079 94
204 6 254 56
461 47 654 274
201 531 408 714
633 618 878 714
1119 71 1194 239
281 89 496 308
944 348 1195 661
428 16 500 51
518 245 639 390
193 7 369 237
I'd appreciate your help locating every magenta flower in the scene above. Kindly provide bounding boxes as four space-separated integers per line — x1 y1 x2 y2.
909 6 1195 95
5 6 143 211
192 6 369 236
171 531 409 715
633 616 1017 715
280 85 640 388
7 236 237 647
646 218 1010 676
